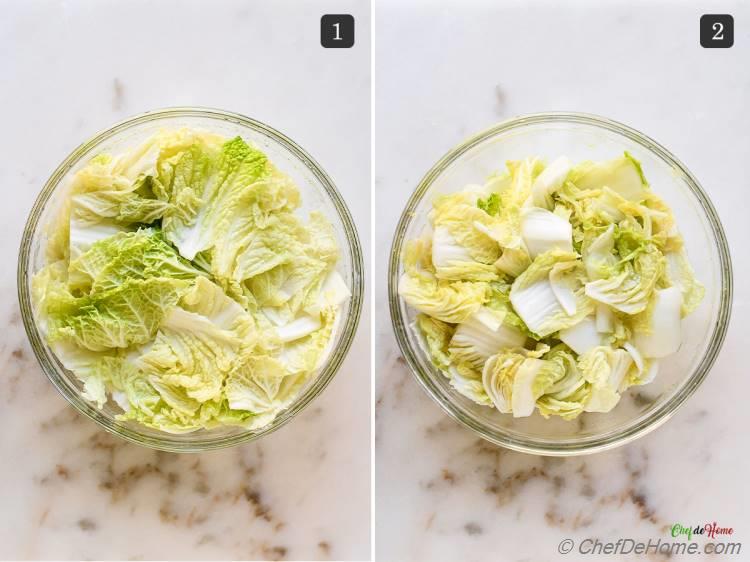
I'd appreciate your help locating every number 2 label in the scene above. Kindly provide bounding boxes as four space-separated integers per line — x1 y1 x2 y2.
700 14 733 48
712 22 724 40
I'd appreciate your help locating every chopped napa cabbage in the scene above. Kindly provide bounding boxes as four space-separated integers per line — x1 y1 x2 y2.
49 130 224 262
482 345 583 418
578 346 636 413
485 281 533 337
494 246 531 277
549 260 580 316
482 351 524 413
161 136 269 260
277 315 323 343
68 228 205 293
278 307 337 375
595 303 615 333
633 287 682 358
558 315 602 355
224 356 305 421
510 358 549 417
415 314 455 370
626 354 660 387
71 190 172 226
583 224 617 280
69 218 126 260
477 192 501 216
432 189 500 271
448 365 492 406
536 347 590 420
44 277 190 351
531 157 571 209
431 225 498 281
448 307 526 371
244 212 340 321
569 152 647 201
622 341 649 383
476 158 543 273
664 249 705 317
483 170 513 195
399 152 702 420
509 250 593 337
305 270 351 316
398 270 488 324
520 207 573 258
32 130 348 433
584 243 664 314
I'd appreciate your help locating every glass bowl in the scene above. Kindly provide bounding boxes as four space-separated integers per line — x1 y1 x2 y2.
389 112 732 456
18 107 363 452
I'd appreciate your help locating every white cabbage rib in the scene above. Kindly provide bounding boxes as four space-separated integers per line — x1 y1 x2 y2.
595 304 614 333
305 270 351 315
520 207 573 258
510 251 591 338
633 287 682 358
510 277 564 336
494 247 531 277
276 315 323 343
559 316 601 355
549 261 579 316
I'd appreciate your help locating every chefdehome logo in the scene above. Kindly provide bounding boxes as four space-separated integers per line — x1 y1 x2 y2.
556 522 740 556
671 521 734 541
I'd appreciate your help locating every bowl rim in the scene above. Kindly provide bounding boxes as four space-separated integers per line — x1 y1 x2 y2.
388 111 733 456
17 106 364 452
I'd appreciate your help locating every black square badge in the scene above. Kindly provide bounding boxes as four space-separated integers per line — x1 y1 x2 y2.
700 14 734 48
321 14 355 48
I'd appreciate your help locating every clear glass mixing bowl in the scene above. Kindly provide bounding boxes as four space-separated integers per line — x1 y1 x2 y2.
389 113 732 455
18 107 363 452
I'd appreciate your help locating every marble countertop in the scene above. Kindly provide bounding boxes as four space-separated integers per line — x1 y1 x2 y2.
0 1 371 560
375 1 750 561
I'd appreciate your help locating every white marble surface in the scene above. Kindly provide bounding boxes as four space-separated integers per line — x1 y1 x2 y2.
376 1 750 561
0 1 370 560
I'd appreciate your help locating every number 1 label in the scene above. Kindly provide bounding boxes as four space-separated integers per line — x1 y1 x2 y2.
321 15 355 48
